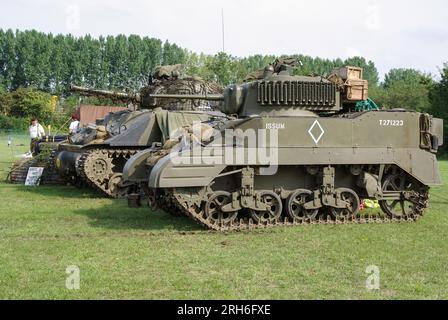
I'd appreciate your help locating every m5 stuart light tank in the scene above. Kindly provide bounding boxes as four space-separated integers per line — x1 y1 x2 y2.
123 59 444 231
55 65 226 197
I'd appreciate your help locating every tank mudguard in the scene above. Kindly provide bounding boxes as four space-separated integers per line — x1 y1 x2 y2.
148 152 227 188
122 148 156 182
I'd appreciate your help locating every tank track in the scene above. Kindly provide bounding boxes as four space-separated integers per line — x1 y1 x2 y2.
159 167 431 232
76 148 140 198
9 151 66 185
46 150 68 185
142 186 185 217
170 191 429 232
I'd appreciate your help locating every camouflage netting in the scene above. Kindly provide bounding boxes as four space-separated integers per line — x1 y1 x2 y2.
152 64 184 79
244 57 299 82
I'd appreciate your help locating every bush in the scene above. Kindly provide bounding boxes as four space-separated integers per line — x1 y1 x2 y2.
7 87 53 119
0 115 28 130
0 87 71 132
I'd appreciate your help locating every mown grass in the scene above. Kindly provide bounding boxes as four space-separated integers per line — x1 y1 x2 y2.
0 134 447 299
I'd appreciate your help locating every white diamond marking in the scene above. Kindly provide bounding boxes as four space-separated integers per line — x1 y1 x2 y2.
308 120 325 144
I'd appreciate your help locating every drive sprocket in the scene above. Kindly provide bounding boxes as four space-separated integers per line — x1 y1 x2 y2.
82 149 115 184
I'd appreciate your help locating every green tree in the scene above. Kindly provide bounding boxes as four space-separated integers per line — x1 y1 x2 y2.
162 41 187 66
127 34 146 90
373 68 433 112
0 85 11 115
2 87 53 126
204 52 244 85
429 63 448 154
49 34 69 94
12 30 34 89
384 68 432 88
0 30 15 90
142 37 163 81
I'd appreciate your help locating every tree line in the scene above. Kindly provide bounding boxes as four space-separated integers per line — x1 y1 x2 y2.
0 29 446 152
0 29 186 93
0 29 381 93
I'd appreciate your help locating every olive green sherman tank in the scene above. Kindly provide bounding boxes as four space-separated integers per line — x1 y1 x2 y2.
123 61 444 231
55 68 226 198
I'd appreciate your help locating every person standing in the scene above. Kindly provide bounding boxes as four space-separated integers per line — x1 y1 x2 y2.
69 115 80 136
29 118 46 155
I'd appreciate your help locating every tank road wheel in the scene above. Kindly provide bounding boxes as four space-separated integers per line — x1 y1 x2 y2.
205 191 238 226
329 188 360 219
286 189 319 220
379 174 427 219
249 191 283 224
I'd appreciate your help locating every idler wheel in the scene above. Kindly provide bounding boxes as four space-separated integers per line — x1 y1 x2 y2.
286 189 319 220
249 191 283 224
107 173 129 198
329 188 360 219
379 174 423 218
205 191 238 226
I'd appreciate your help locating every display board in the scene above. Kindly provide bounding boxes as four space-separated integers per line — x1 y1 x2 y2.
24 167 44 186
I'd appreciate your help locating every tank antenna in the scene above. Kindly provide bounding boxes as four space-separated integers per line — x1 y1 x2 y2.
221 8 225 52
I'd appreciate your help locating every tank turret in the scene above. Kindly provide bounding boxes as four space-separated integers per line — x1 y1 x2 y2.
146 62 370 117
143 60 373 117
71 64 224 111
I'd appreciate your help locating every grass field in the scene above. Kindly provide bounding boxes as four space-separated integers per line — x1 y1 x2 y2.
0 133 447 299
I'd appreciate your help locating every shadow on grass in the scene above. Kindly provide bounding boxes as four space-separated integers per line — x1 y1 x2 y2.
430 193 448 205
3 182 202 232
3 183 102 199
73 203 202 232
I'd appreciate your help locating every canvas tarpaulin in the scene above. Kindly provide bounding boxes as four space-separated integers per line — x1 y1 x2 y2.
154 108 213 142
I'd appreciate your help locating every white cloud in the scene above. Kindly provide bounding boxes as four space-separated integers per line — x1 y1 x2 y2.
1 0 447 78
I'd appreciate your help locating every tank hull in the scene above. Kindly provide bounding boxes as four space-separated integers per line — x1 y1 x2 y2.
147 111 442 188
124 110 443 231
122 61 444 231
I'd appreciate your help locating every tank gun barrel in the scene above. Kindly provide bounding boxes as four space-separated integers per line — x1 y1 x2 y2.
149 93 225 101
70 85 141 102
150 85 242 115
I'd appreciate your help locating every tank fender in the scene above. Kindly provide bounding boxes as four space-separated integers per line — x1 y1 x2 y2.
393 149 442 186
122 148 156 182
148 153 227 188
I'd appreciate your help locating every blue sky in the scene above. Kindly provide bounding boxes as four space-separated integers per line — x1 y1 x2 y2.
1 0 447 79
